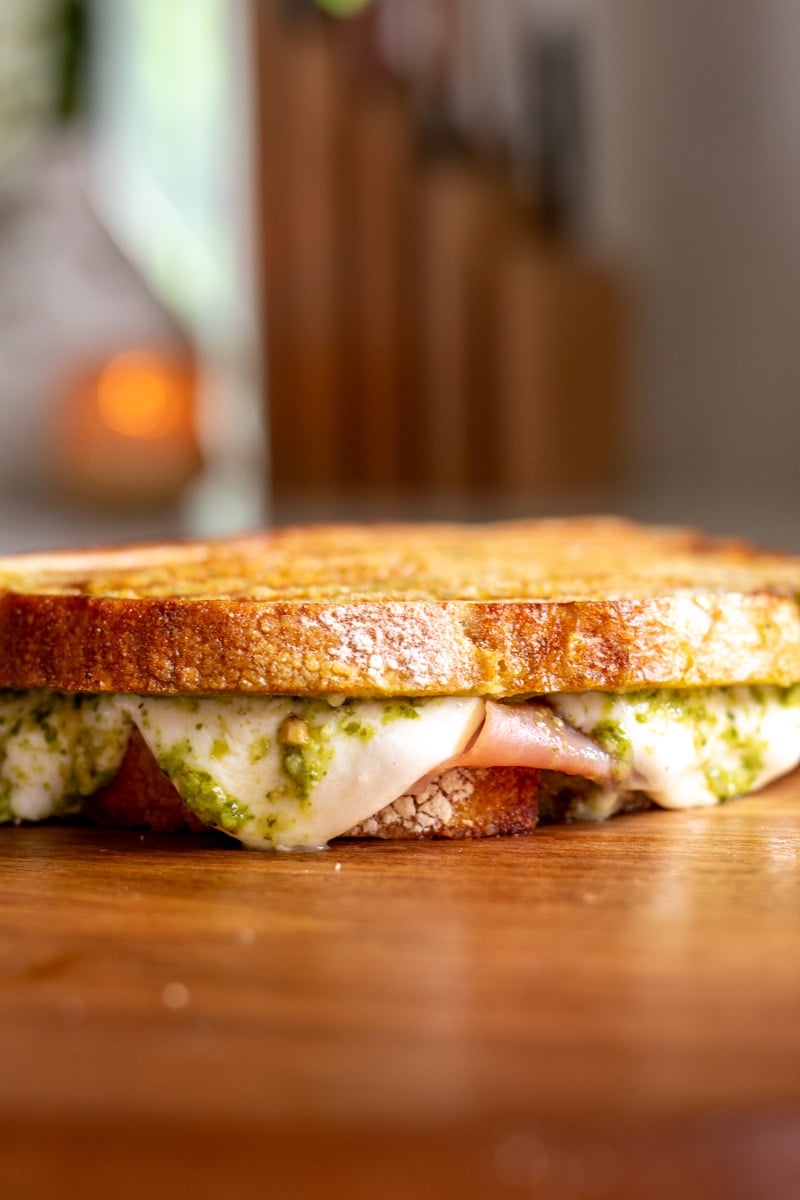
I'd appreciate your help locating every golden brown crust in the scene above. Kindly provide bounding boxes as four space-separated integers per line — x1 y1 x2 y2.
81 729 538 840
3 517 800 696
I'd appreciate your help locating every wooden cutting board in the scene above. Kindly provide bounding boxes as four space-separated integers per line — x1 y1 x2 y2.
2 776 800 1199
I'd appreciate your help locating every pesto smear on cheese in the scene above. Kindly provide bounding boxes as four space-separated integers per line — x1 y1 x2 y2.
0 691 130 823
116 693 484 848
1 685 799 847
549 685 800 818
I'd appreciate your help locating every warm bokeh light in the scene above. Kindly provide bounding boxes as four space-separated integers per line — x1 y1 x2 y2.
52 348 202 508
95 351 186 439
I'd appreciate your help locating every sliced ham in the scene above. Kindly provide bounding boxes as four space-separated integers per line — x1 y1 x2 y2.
443 700 622 785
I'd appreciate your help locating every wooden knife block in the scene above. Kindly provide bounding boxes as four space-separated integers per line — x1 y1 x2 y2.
256 7 350 495
476 225 624 499
254 6 625 511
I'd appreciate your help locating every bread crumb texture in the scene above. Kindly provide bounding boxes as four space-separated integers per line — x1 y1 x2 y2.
345 766 539 839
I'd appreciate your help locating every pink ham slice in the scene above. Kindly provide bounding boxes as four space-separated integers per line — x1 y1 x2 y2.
445 700 621 785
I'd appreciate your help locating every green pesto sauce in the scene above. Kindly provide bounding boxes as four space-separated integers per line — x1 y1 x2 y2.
704 752 765 801
255 810 299 843
707 715 767 800
210 738 230 760
0 692 129 820
624 688 713 724
158 746 252 833
41 720 59 746
272 700 337 803
591 718 632 763
381 701 421 724
339 717 375 741
249 735 271 764
280 732 333 803
594 687 774 802
273 696 423 801
257 812 280 843
781 684 800 708
168 697 201 714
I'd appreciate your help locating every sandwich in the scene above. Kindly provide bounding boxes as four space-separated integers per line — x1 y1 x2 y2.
2 516 800 850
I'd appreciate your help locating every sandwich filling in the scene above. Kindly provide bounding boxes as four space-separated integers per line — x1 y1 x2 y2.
1 685 799 848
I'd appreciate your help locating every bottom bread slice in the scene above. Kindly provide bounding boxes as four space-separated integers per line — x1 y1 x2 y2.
81 728 541 841
345 764 540 838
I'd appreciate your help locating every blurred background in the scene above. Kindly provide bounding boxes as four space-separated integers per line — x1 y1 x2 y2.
0 0 798 552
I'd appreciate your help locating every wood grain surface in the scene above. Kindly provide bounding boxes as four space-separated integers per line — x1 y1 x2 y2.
2 776 800 1199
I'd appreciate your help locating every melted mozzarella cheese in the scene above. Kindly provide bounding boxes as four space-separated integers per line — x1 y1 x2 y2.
118 694 485 849
2 685 800 846
549 686 800 814
0 692 131 822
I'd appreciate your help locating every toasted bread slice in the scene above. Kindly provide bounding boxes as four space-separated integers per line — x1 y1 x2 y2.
83 728 540 840
2 518 800 696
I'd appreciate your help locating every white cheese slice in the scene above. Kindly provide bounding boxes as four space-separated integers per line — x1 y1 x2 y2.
549 685 800 812
117 694 485 849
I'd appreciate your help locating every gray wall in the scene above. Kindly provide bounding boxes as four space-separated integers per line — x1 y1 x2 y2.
584 0 800 541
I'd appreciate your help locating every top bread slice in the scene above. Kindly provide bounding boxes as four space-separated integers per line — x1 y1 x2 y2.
2 516 800 697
